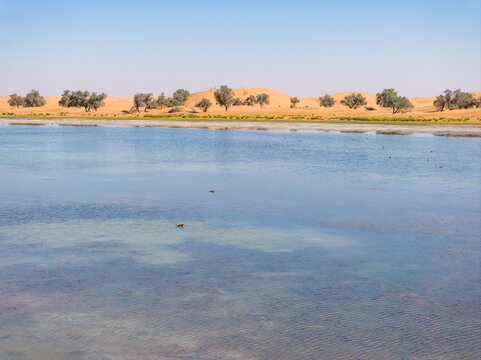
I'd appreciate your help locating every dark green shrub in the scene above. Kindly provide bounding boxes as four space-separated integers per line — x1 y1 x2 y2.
341 93 367 109
290 97 300 108
8 94 25 108
165 98 183 107
376 89 413 114
256 93 270 108
214 85 234 111
88 92 107 111
157 93 167 109
24 90 46 107
433 95 447 111
131 93 148 112
452 90 477 109
60 90 107 112
173 89 190 104
195 98 212 112
319 94 335 107
244 95 256 106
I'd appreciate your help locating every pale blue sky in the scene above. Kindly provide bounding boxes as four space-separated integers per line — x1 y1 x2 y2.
1 0 480 97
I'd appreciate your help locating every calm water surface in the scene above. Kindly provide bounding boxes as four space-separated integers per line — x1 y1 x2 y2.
0 125 480 359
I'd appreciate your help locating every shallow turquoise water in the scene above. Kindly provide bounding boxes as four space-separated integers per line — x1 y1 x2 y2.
0 125 480 359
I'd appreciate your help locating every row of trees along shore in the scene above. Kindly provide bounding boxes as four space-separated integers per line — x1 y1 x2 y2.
8 90 46 108
131 87 272 113
433 89 480 111
7 88 481 114
59 90 107 112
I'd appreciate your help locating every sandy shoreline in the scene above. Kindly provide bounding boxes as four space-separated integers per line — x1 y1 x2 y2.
1 118 481 136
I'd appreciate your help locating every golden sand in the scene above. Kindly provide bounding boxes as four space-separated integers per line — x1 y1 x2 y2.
1 88 480 123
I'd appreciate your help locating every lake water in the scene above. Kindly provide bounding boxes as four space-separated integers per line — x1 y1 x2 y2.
0 125 480 359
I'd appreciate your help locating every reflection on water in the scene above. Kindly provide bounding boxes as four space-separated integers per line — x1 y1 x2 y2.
0 125 480 359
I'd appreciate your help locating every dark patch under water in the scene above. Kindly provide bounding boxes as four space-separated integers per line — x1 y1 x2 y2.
0 125 480 359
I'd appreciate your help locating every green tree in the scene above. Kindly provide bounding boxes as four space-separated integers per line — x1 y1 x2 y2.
87 92 107 111
434 89 476 110
443 89 455 109
340 93 367 109
214 85 235 111
376 89 413 114
433 95 447 111
233 97 243 106
244 95 256 106
143 93 158 111
476 96 481 109
195 98 212 112
8 94 25 108
452 90 477 109
393 96 414 113
375 89 397 107
434 89 456 111
59 90 107 112
256 93 270 108
59 90 89 111
157 93 167 109
319 94 335 107
59 90 73 108
131 93 148 112
24 90 46 107
165 98 183 107
290 97 300 108
173 89 190 104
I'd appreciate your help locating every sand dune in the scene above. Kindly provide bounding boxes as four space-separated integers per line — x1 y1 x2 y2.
1 88 480 122
184 87 294 109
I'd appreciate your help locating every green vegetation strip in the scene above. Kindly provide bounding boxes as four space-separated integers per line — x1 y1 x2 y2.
1 112 477 125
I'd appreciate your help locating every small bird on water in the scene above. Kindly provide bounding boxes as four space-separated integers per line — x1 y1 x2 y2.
176 223 184 228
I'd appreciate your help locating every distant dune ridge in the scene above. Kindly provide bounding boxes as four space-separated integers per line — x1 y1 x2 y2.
1 88 480 120
185 88 386 110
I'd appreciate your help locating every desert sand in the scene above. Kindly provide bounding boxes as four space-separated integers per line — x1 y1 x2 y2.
1 88 480 125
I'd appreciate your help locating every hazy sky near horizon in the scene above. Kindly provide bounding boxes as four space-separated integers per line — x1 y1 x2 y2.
1 0 480 97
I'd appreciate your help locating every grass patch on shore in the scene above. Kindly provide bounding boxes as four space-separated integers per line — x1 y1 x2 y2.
328 116 471 122
1 112 479 126
143 114 295 120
